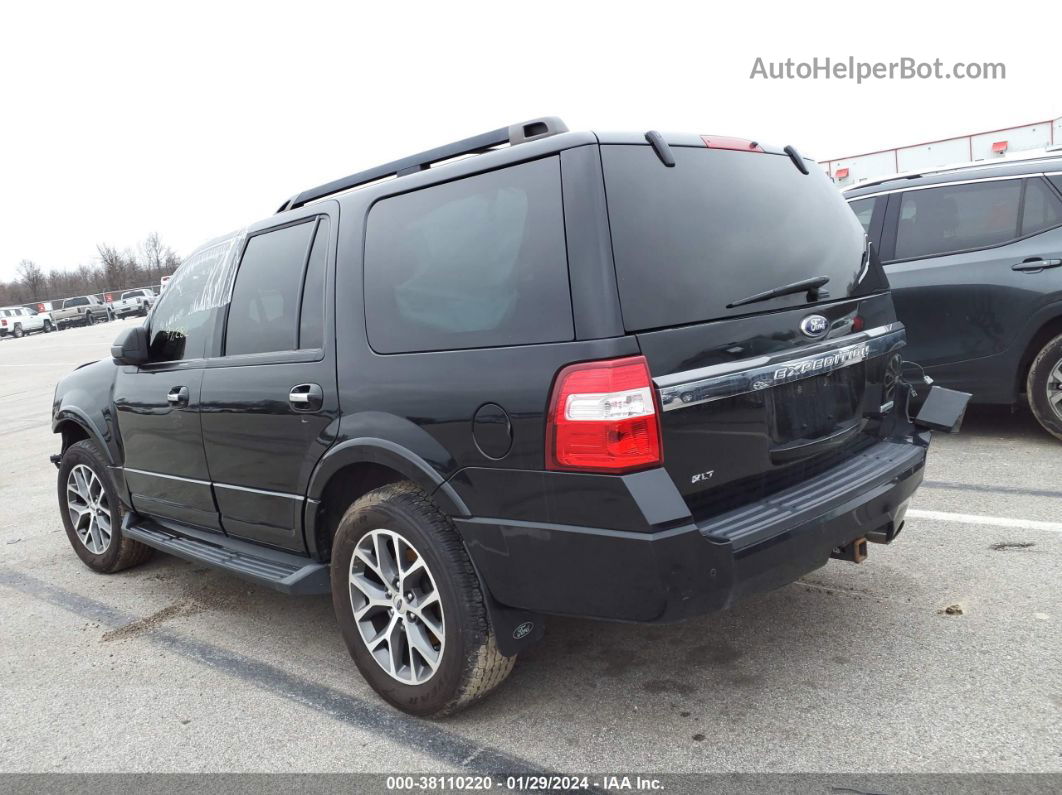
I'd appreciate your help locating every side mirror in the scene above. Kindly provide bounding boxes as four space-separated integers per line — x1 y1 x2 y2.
111 326 150 366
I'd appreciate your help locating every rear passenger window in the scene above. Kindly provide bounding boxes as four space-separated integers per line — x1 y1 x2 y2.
298 218 329 350
226 221 316 356
849 197 876 235
363 157 572 353
894 179 1022 260
1021 178 1062 236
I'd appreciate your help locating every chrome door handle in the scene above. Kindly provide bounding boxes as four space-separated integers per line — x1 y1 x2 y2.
166 386 189 405
1012 257 1062 272
289 383 323 410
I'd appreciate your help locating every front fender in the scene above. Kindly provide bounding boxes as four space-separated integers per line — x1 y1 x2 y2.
51 359 121 466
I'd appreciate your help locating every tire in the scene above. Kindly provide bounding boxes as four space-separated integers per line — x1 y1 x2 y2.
1027 333 1062 442
331 482 514 717
12 324 23 338
58 439 154 573
43 320 53 333
86 313 95 326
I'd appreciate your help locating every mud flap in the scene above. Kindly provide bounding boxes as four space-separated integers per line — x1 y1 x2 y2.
470 557 544 656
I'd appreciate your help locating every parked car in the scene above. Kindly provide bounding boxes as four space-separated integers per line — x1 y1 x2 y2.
846 154 1062 440
1 305 54 337
111 288 156 318
51 118 965 716
51 295 111 329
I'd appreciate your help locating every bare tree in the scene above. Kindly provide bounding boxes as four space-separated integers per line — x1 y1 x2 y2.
16 259 46 299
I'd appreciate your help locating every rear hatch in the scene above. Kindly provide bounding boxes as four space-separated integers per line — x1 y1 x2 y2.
600 137 900 521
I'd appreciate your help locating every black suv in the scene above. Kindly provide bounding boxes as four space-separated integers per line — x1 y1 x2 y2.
845 155 1062 440
52 118 965 716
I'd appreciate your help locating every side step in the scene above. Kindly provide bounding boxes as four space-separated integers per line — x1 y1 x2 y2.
123 515 330 595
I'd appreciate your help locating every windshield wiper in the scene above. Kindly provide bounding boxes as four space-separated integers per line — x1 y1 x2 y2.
726 276 830 309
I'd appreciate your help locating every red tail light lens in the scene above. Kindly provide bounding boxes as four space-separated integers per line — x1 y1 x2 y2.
546 355 662 473
0 319 6 326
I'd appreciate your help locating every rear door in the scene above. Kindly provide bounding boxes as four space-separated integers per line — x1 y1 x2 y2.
199 204 338 552
879 176 1062 382
599 140 896 513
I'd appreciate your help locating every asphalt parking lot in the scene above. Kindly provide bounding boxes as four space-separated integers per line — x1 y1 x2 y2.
0 318 1059 779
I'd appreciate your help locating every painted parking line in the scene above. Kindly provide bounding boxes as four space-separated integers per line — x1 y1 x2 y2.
907 509 1062 534
0 567 586 785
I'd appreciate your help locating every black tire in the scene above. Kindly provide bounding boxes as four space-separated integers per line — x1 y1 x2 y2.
1027 333 1062 442
43 320 54 333
331 482 514 717
58 439 154 573
12 324 23 338
86 313 95 326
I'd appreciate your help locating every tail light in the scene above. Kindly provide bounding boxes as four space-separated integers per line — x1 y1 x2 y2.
1 319 6 327
546 355 662 473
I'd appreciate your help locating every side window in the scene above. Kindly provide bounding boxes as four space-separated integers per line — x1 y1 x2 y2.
298 218 329 350
894 179 1022 260
849 197 876 235
225 220 316 356
364 157 573 353
148 236 239 362
1021 178 1062 236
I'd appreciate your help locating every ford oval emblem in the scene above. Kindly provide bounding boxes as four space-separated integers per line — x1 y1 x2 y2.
800 314 829 338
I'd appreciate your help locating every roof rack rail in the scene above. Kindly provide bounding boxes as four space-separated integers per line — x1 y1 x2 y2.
276 116 569 213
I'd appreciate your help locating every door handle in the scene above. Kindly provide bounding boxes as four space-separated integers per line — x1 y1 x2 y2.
166 386 189 405
1012 257 1062 272
289 383 323 410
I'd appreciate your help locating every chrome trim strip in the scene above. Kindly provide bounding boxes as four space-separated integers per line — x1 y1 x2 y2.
122 467 211 487
655 325 905 412
122 468 304 501
847 173 1036 201
213 482 304 501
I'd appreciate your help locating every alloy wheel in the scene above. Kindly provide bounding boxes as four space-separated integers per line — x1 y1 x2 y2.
1047 356 1062 421
66 464 112 554
348 528 445 685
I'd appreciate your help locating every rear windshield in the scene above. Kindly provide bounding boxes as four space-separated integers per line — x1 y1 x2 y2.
122 290 143 299
64 297 88 308
601 145 870 331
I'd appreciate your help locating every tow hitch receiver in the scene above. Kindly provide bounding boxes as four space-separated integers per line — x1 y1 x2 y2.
831 537 868 564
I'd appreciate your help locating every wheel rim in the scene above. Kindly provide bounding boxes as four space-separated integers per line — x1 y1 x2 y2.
66 464 112 554
349 528 445 685
1047 355 1062 421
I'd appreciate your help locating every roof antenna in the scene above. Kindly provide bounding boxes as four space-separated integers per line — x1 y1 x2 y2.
645 130 676 167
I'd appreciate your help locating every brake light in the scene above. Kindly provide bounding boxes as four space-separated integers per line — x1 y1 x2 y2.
701 136 764 153
1 319 6 327
546 356 662 473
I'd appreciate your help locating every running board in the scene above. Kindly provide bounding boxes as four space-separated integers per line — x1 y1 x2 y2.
122 515 330 595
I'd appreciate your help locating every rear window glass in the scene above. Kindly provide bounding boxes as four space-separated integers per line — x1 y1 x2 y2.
364 157 572 353
601 145 869 331
1021 178 1062 236
894 179 1021 260
65 297 88 308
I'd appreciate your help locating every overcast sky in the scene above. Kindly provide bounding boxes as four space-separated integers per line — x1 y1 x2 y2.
0 0 1056 283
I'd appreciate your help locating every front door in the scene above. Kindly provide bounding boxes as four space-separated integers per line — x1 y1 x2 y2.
200 206 338 552
114 238 240 531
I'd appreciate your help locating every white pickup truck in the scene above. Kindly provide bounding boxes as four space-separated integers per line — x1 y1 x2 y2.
0 306 55 338
111 288 156 318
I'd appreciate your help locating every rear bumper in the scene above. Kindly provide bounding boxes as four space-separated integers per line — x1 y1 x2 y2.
454 434 928 623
